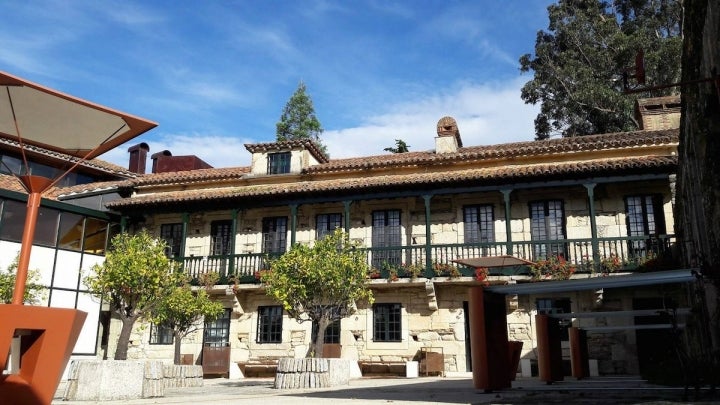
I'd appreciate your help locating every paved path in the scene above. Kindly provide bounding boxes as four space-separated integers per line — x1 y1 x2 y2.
52 375 719 405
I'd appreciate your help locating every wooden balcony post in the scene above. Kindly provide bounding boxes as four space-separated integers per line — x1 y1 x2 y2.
501 189 513 256
422 195 433 277
290 204 298 246
584 183 600 272
181 212 189 258
229 209 238 275
343 200 352 233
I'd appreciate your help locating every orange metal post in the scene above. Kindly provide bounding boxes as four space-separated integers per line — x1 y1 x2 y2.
536 314 564 383
11 190 43 305
569 327 589 379
469 287 511 391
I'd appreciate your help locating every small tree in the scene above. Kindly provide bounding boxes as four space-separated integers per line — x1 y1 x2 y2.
150 275 224 365
384 139 410 153
85 231 183 360
261 229 373 358
0 255 44 304
276 82 327 155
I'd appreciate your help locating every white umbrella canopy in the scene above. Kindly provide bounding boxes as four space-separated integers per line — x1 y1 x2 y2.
0 70 157 160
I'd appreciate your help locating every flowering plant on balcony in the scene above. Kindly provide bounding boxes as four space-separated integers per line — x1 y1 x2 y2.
367 268 381 279
433 261 461 278
599 254 623 275
530 256 575 281
401 262 424 280
474 267 489 286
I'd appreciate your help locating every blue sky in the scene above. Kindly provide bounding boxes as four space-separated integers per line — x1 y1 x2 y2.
0 1 555 169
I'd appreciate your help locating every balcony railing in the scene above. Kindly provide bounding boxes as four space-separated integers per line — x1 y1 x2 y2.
177 234 676 284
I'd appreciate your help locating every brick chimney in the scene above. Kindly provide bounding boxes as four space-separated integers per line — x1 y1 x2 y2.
151 150 172 173
435 116 462 154
127 143 149 174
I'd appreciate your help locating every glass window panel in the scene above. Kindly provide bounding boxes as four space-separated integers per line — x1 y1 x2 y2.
210 220 232 256
316 213 342 240
262 217 287 254
256 306 283 343
0 199 26 242
58 213 84 251
373 303 402 342
83 218 108 254
204 309 231 347
267 152 291 174
161 223 184 258
34 207 59 247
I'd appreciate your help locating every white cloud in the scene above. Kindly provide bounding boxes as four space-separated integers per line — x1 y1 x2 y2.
323 77 538 158
101 77 538 170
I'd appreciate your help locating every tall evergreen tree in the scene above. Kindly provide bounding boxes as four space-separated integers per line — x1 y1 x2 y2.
520 0 682 140
276 82 327 155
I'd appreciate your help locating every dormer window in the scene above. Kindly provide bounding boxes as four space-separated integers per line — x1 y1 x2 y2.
267 152 291 174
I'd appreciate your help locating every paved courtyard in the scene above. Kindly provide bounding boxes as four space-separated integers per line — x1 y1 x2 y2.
52 374 719 405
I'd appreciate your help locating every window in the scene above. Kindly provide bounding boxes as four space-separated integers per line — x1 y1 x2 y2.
160 223 184 258
203 308 231 347
83 218 109 254
373 303 402 342
316 213 342 240
311 319 341 344
625 195 667 255
529 200 567 259
262 217 287 254
371 210 402 268
149 323 174 345
34 206 59 247
210 220 232 256
463 205 494 253
0 199 26 243
257 306 283 343
267 152 291 174
57 212 84 251
536 298 571 340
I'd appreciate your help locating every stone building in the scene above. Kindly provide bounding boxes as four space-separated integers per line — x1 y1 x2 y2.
98 102 688 379
0 89 691 381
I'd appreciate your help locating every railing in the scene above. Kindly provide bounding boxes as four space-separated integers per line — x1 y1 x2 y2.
177 234 676 284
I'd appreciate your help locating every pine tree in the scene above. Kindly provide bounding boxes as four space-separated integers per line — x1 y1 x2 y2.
519 0 682 140
384 139 411 153
276 82 327 155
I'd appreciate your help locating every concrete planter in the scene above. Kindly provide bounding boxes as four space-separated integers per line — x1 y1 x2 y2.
63 360 164 401
274 358 361 389
163 364 204 388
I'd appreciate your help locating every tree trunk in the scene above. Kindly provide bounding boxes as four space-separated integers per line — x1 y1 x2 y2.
173 332 182 365
114 316 137 360
309 317 329 358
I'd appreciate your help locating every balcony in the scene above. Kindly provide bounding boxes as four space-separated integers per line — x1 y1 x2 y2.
177 234 676 285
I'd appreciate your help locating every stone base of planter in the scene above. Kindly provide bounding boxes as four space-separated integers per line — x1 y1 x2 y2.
163 364 204 388
63 360 165 401
274 358 359 389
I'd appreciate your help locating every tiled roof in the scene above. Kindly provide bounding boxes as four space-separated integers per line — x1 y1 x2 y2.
307 129 678 173
245 139 329 163
0 174 26 193
128 167 250 187
106 155 677 209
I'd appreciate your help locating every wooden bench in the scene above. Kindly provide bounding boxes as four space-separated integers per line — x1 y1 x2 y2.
237 358 279 378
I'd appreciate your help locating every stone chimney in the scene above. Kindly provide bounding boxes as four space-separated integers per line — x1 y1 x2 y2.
127 143 149 174
435 116 462 154
635 95 681 130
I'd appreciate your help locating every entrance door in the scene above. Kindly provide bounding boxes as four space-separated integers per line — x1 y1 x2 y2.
202 308 231 375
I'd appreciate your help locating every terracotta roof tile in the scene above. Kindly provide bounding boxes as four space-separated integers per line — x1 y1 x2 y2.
106 155 677 209
129 166 251 186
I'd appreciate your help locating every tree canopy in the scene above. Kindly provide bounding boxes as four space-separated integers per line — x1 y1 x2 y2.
0 255 44 305
384 139 411 153
276 82 327 155
519 0 682 140
150 273 224 365
260 229 374 357
85 231 183 360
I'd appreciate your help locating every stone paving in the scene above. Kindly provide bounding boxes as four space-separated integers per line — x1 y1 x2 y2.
52 374 719 405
